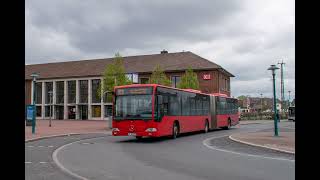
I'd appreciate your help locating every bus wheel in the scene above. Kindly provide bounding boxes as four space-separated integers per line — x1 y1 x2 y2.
204 120 209 133
136 136 143 140
172 123 179 139
222 119 231 130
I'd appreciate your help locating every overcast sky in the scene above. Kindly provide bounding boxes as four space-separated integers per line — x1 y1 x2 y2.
26 0 295 100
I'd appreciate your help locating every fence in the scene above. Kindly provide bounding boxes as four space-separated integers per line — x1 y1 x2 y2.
240 112 288 121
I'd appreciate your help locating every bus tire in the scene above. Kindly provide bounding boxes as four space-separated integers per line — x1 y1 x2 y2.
222 119 231 130
136 136 143 140
204 120 209 133
172 122 179 139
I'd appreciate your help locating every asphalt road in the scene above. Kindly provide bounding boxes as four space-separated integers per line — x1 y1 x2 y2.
25 121 295 180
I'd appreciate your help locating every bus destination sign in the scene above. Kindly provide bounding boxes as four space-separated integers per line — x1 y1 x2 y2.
116 87 152 95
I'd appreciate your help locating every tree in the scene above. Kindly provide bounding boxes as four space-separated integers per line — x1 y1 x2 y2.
98 53 132 101
177 67 199 90
237 95 246 101
149 64 171 86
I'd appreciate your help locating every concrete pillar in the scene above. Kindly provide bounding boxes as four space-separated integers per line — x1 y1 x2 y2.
64 81 68 119
88 79 92 120
76 80 80 119
52 81 56 119
41 82 45 119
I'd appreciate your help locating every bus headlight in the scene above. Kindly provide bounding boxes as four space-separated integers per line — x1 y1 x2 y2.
145 128 157 132
112 128 120 132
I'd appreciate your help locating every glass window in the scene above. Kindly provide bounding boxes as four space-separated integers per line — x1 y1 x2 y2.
196 95 203 115
181 92 190 116
203 96 209 115
115 95 152 119
56 81 64 104
35 82 42 104
36 106 42 117
171 76 181 88
92 105 101 117
91 79 101 103
45 82 53 104
104 105 113 117
79 80 88 103
169 94 181 116
139 78 149 84
45 105 52 117
189 96 196 115
217 97 226 114
68 81 76 104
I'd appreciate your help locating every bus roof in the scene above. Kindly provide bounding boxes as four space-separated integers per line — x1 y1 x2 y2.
114 84 235 98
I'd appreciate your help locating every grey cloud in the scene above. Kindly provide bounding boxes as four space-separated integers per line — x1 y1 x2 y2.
26 0 243 54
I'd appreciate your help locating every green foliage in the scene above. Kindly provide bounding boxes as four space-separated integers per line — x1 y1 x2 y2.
98 53 132 101
149 65 171 86
237 95 247 100
177 67 199 90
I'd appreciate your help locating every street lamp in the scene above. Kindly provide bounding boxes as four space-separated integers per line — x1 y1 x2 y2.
48 90 53 127
288 90 291 107
30 73 39 134
268 64 280 136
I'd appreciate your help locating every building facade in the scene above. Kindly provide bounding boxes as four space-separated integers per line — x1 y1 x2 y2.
25 51 234 120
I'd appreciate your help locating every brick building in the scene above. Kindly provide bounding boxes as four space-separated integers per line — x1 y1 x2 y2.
25 51 234 120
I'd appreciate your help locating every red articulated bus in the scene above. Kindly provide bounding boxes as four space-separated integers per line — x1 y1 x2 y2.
112 84 239 139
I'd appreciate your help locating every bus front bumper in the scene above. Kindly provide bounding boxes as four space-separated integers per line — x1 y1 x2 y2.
112 129 160 137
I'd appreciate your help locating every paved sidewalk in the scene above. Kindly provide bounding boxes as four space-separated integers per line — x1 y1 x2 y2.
230 129 295 154
25 120 111 141
239 120 273 125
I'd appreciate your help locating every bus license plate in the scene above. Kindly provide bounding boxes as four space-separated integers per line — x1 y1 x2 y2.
128 133 136 136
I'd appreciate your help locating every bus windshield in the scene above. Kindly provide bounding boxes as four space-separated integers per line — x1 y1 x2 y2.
114 95 153 120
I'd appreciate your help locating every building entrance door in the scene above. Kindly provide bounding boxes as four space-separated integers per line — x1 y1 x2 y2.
55 105 64 120
79 105 88 120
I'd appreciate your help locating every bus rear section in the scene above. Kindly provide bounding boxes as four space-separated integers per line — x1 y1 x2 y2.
209 94 239 129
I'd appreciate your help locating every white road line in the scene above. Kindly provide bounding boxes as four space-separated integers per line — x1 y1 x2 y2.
39 162 47 164
202 135 295 162
25 162 32 164
52 136 107 180
27 146 34 148
48 145 54 148
38 146 44 148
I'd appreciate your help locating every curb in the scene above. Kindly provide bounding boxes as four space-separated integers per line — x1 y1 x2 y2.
25 131 112 142
229 135 295 155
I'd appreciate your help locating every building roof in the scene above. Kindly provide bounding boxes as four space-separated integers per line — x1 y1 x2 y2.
25 51 234 80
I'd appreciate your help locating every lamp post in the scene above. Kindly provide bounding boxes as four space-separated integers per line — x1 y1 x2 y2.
260 93 263 119
268 65 280 136
48 91 53 127
288 90 291 107
30 73 39 134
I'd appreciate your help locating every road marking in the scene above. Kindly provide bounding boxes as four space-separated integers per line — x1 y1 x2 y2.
27 145 34 148
52 136 107 180
25 162 32 164
39 162 47 164
48 145 54 148
38 146 44 148
202 135 295 162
